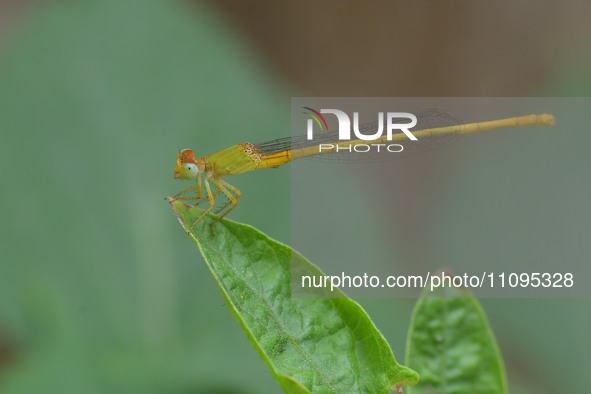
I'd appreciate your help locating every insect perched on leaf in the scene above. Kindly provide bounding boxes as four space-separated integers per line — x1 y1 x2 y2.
173 112 555 229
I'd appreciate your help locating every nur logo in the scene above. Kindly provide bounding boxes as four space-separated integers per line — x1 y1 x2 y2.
302 107 419 153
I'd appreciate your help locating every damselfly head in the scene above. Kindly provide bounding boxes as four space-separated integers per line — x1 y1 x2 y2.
174 149 201 180
177 149 195 163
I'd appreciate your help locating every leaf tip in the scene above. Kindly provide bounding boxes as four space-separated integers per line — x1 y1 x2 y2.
394 380 409 394
166 196 191 233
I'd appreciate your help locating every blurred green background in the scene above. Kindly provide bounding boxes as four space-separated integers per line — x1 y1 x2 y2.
0 1 590 393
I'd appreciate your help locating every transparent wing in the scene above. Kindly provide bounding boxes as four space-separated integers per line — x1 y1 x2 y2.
256 108 464 163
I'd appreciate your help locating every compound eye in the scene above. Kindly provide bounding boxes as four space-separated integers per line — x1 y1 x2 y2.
180 163 199 179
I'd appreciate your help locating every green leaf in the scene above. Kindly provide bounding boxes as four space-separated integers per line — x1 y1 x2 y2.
405 282 507 394
167 198 418 394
